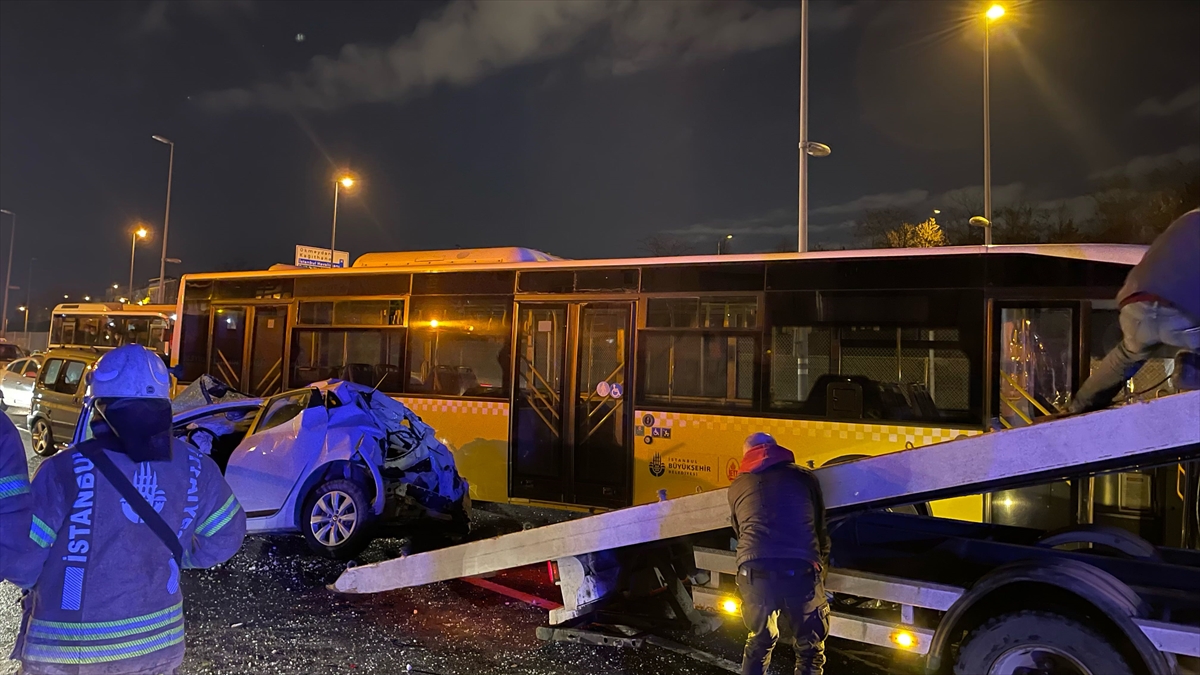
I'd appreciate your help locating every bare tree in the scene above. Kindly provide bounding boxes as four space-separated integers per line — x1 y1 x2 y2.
640 234 694 257
854 207 915 247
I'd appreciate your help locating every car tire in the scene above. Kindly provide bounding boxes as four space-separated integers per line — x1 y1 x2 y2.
954 610 1136 675
301 479 372 560
31 418 56 458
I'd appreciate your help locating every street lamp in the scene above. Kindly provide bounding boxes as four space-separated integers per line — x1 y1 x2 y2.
982 4 1005 246
717 234 734 255
129 225 149 301
969 216 993 245
0 209 14 338
152 135 175 304
330 173 357 268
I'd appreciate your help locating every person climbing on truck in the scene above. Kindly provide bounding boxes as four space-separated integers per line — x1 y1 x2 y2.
728 432 830 675
1070 208 1200 413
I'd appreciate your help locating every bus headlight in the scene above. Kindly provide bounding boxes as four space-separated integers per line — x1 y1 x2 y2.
721 598 740 614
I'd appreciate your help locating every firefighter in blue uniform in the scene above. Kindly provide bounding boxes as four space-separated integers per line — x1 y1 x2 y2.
8 345 246 675
1 413 32 584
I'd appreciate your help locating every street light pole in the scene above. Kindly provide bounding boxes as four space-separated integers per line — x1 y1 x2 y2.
982 5 1004 246
152 135 175 304
24 257 33 345
797 0 809 253
330 175 355 268
330 179 341 263
129 226 148 301
0 209 13 338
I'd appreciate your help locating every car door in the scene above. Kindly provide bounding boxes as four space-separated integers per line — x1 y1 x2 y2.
50 360 88 441
224 388 329 517
17 359 41 409
33 358 65 436
1 359 25 406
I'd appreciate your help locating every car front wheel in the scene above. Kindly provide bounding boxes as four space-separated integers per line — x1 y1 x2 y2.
31 419 56 457
301 479 372 560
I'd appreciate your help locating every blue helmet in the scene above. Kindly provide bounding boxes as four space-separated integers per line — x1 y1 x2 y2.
88 344 171 400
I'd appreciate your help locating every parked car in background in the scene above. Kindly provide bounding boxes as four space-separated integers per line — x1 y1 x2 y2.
0 341 27 368
0 354 44 413
28 348 100 457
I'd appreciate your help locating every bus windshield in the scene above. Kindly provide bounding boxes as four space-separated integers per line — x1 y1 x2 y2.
51 314 171 353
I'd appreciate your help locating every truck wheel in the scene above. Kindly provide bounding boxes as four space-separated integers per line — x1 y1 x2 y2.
301 479 372 560
954 611 1135 675
31 419 56 457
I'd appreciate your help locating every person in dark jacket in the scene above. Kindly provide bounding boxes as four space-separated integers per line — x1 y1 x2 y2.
1 413 32 584
1070 209 1200 413
728 432 830 675
8 345 246 675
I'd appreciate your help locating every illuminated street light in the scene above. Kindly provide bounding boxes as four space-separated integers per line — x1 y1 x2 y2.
330 172 359 268
717 234 734 255
986 4 1005 20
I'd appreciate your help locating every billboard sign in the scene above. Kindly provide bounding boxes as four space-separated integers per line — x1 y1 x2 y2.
295 245 349 269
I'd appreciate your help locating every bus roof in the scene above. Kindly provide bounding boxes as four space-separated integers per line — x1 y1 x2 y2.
179 243 1145 282
53 302 175 317
353 247 563 268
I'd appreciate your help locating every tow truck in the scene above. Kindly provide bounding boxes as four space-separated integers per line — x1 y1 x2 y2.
333 391 1200 674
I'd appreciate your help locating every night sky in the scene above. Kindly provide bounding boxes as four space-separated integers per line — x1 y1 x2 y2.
1 0 1198 319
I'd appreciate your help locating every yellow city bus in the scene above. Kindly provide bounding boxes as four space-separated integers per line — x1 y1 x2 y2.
171 244 1162 529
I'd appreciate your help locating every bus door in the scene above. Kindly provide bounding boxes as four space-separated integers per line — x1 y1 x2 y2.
209 305 288 397
511 301 634 508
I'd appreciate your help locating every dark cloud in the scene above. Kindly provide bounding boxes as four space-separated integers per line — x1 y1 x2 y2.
1089 144 1200 180
1134 84 1200 119
810 189 929 216
199 0 859 113
137 0 255 35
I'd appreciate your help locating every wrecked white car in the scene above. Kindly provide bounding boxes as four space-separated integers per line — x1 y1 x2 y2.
169 378 470 559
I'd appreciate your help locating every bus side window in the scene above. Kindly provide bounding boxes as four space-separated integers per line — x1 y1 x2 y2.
638 297 759 409
405 296 511 399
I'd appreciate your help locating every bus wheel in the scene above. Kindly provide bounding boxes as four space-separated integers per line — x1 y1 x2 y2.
302 479 372 560
31 419 56 458
954 611 1134 675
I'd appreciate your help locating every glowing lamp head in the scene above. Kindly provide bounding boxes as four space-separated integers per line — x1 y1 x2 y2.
891 630 917 649
135 227 148 239
986 4 1005 20
429 319 440 328
721 598 740 614
339 176 355 189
